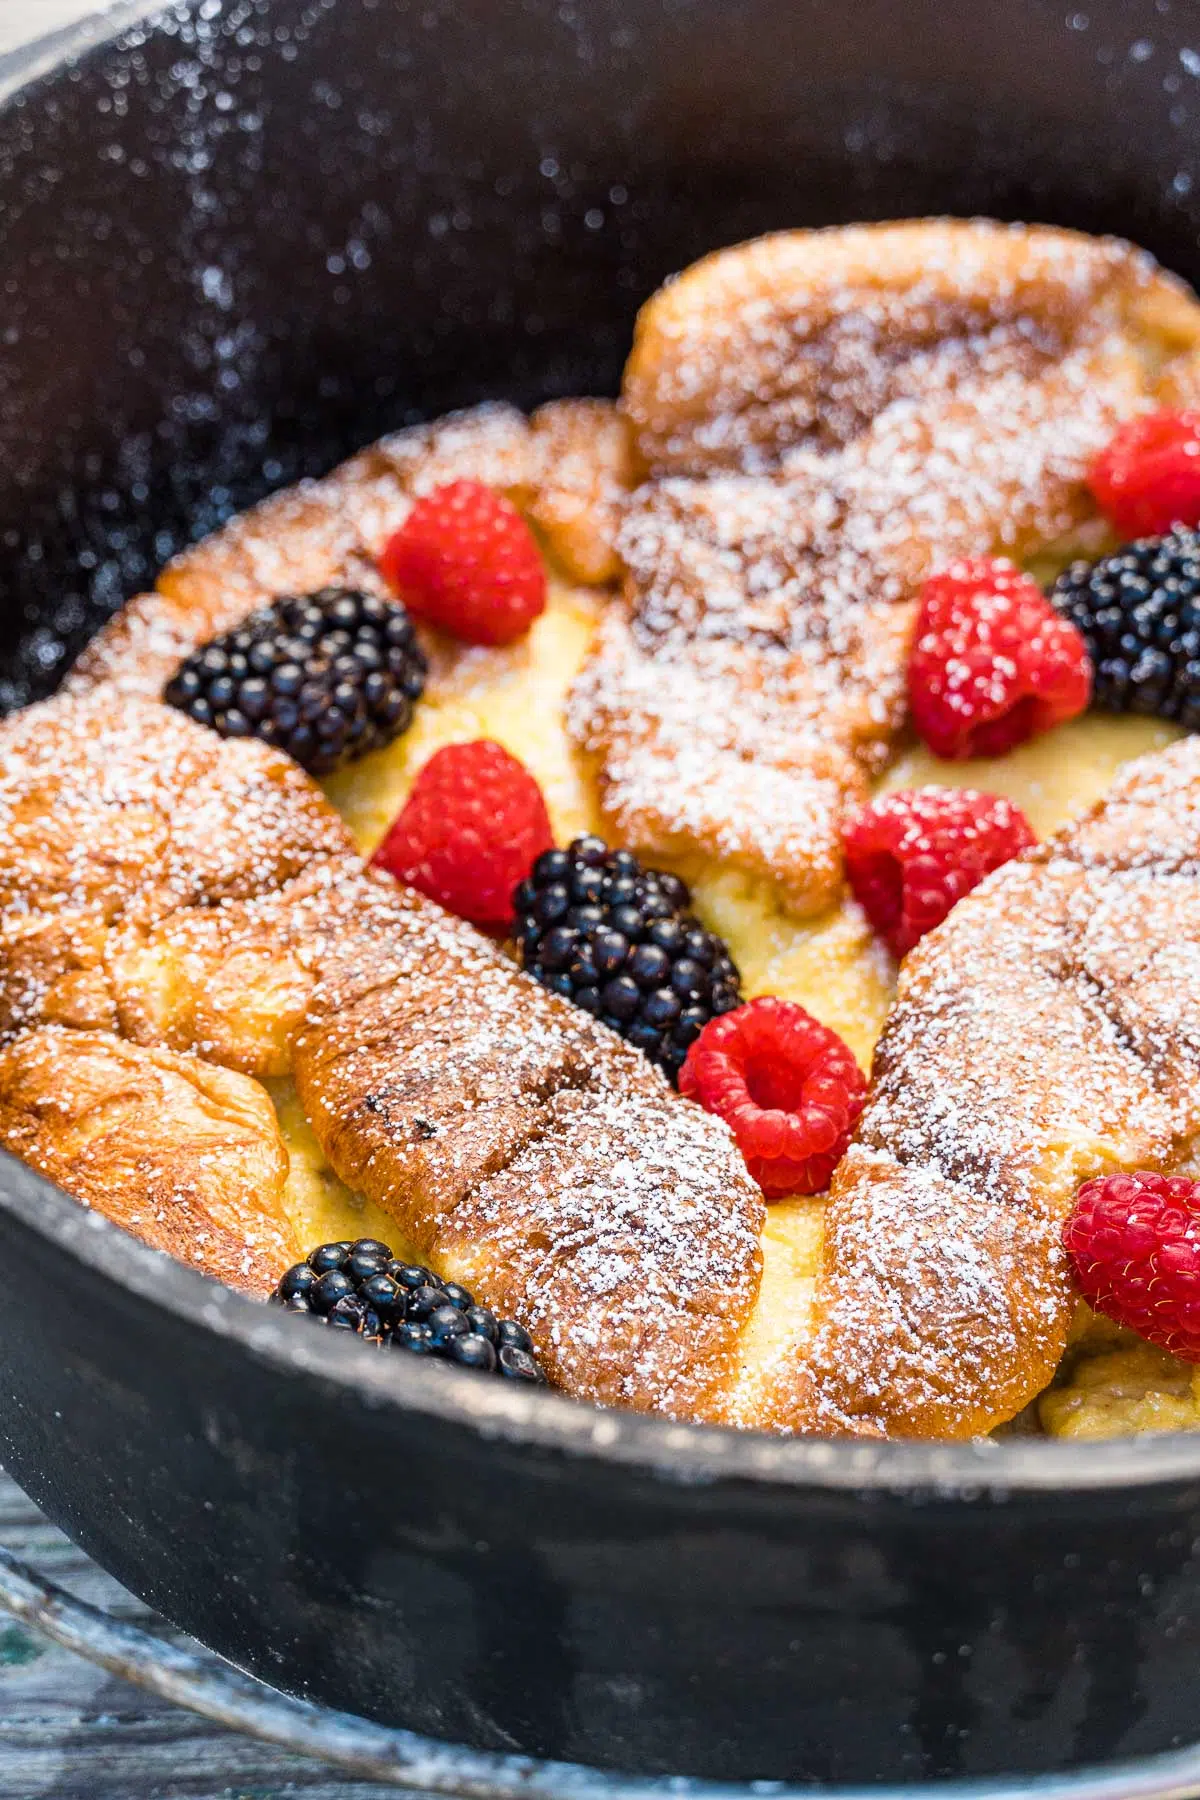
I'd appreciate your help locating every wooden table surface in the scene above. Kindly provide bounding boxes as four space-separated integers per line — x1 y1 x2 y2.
0 1469 415 1799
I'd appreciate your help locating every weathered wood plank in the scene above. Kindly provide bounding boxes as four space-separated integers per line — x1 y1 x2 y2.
0 1469 420 1799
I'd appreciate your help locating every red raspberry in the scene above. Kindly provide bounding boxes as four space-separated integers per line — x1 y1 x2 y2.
908 558 1092 760
1063 1171 1200 1360
372 739 554 930
1089 409 1200 539
843 786 1035 960
379 479 546 646
679 996 866 1198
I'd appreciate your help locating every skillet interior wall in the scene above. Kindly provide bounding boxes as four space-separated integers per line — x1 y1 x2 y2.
1 0 1200 711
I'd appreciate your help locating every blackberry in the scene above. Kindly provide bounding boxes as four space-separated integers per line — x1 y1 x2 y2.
1052 530 1200 728
513 835 742 1084
164 587 427 776
271 1240 547 1383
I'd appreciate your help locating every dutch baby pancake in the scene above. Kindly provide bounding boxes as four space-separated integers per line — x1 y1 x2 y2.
9 217 1200 1438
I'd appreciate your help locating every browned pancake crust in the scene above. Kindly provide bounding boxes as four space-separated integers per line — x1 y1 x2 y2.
67 398 633 704
0 1028 297 1293
0 692 763 1406
751 738 1200 1438
74 223 1200 921
569 220 1200 913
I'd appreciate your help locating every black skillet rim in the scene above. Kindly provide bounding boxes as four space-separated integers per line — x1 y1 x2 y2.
11 1142 1200 1498
7 0 1200 1502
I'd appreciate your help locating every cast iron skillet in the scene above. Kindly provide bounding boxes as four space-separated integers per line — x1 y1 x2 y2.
3 0 1200 1786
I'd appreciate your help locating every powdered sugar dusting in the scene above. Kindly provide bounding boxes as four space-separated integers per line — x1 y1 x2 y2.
786 736 1200 1437
20 220 1200 1436
569 220 1200 914
0 688 763 1415
436 1081 762 1412
66 398 631 704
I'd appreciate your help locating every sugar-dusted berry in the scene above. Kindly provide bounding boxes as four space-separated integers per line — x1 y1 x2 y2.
679 996 866 1198
843 786 1036 960
372 739 554 931
379 478 546 646
908 558 1092 760
1088 409 1200 540
1063 1171 1200 1360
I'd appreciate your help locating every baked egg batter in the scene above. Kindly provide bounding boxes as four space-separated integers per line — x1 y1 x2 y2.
264 573 1194 1439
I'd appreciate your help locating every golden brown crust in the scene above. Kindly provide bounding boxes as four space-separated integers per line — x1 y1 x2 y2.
103 870 346 1080
756 1151 1072 1440
569 220 1200 914
568 477 916 910
0 692 764 1411
621 218 1194 476
31 220 1200 1432
289 869 650 1241
0 694 353 1043
0 1027 297 1294
753 740 1200 1438
527 398 637 585
66 400 633 704
283 868 763 1408
434 1084 763 1412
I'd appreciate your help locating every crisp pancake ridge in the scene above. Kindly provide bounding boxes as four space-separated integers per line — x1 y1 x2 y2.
570 219 1200 912
750 737 1200 1438
0 691 764 1410
67 398 634 703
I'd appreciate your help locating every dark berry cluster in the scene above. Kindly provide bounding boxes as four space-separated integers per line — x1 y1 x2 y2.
1052 530 1200 728
164 587 427 775
271 1239 546 1383
513 835 742 1084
